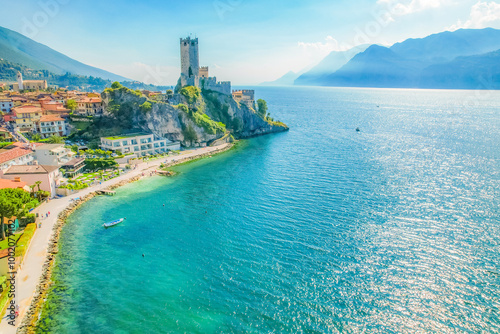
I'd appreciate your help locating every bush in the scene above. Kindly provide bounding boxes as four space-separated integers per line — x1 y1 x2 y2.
179 86 201 105
15 223 37 258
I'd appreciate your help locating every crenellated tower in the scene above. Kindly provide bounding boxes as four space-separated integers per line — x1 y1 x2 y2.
180 37 200 87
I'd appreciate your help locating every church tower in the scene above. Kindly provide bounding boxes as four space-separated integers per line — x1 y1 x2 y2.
180 37 200 87
17 71 24 90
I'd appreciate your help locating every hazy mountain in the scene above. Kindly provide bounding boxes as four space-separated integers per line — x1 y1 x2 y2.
306 28 500 89
419 49 500 90
0 26 129 81
260 71 301 86
294 44 370 86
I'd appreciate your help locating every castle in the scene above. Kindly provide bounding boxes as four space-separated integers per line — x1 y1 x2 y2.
178 37 234 97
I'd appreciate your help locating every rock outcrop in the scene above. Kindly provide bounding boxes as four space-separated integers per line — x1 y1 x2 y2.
100 84 288 147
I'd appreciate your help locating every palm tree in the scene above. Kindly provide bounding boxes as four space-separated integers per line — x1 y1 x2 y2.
35 181 42 193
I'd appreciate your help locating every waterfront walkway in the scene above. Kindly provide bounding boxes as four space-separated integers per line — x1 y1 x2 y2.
0 144 229 333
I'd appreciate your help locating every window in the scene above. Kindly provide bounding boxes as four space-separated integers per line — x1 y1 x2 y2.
123 140 128 146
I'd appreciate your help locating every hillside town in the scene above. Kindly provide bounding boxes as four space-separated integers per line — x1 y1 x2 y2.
0 71 186 199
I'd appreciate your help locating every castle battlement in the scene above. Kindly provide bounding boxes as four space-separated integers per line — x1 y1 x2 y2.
201 77 231 95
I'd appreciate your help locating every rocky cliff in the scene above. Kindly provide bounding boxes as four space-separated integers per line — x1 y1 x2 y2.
100 84 288 147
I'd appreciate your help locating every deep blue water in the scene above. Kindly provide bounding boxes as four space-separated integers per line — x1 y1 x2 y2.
39 87 500 333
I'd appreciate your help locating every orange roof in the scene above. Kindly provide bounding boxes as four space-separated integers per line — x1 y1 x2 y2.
12 105 43 114
76 97 102 103
41 102 70 112
39 115 64 122
0 178 28 190
0 144 34 164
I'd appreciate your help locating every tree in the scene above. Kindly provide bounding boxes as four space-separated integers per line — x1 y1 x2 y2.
47 135 64 144
257 99 268 118
70 144 79 153
182 124 198 145
111 82 123 89
140 101 152 114
35 181 42 193
66 99 77 111
31 134 42 142
0 189 38 240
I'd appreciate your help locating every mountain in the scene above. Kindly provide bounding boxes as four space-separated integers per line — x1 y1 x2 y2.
260 71 302 86
0 26 129 81
304 28 500 89
294 44 370 86
419 49 500 90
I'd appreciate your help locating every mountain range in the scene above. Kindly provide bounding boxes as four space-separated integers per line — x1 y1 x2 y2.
263 28 500 90
0 26 129 82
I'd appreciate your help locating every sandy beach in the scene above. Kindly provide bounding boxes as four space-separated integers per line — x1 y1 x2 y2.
0 143 230 333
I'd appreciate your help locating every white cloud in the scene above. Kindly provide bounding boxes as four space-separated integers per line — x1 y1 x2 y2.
448 1 500 30
298 36 343 53
377 0 452 16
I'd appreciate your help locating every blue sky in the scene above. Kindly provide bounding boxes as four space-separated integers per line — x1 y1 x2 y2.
2 0 500 85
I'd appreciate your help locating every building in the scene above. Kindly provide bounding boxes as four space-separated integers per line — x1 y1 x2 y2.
1 165 61 198
74 97 104 116
11 105 44 131
0 127 13 142
200 77 232 95
34 144 73 166
0 142 37 171
0 178 30 192
11 72 48 91
180 37 200 87
0 99 13 113
41 101 70 117
199 66 209 78
36 115 68 138
100 133 181 157
60 158 86 178
232 90 255 108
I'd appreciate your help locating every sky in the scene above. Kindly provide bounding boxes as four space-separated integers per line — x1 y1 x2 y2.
2 0 500 85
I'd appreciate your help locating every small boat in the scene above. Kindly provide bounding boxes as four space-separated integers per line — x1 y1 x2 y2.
103 218 125 228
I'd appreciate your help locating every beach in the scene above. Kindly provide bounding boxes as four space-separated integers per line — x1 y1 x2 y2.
0 143 231 333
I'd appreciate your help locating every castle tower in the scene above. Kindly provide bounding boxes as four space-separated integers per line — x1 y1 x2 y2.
17 71 24 90
180 37 200 87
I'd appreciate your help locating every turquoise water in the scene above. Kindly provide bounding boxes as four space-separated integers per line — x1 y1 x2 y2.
39 87 500 333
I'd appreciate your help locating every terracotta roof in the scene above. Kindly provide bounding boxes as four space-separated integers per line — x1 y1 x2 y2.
12 105 43 114
4 165 59 175
0 178 28 190
39 115 64 122
76 97 102 103
0 145 34 164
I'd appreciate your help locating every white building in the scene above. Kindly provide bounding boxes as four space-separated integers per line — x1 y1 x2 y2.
100 133 180 157
0 143 37 171
0 99 13 113
34 144 73 166
36 115 68 138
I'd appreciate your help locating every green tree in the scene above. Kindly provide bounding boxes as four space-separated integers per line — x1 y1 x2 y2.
179 86 201 105
111 82 123 89
0 189 38 240
140 101 152 114
47 135 64 144
66 99 77 111
34 181 42 193
182 124 198 145
257 99 268 118
31 134 42 142
70 144 79 153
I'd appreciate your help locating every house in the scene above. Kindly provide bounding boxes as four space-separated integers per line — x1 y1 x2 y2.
36 115 68 138
100 133 181 157
1 165 61 198
0 142 37 171
0 99 13 113
34 144 72 166
75 97 104 116
0 178 31 192
0 127 13 142
41 101 70 117
60 157 86 178
11 105 44 131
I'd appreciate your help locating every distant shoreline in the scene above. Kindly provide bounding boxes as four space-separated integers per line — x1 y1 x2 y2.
1 143 234 334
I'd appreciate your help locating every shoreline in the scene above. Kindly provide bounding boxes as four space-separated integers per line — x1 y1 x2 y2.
0 143 234 334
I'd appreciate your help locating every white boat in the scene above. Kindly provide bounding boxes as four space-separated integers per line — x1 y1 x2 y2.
103 218 125 228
